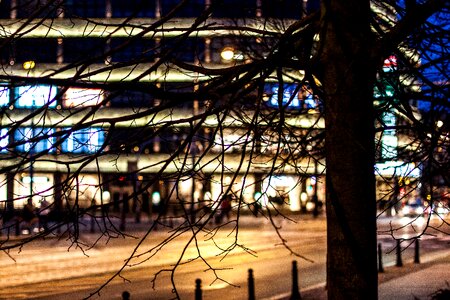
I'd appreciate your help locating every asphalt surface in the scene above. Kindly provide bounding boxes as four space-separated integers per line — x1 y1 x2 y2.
1 213 449 300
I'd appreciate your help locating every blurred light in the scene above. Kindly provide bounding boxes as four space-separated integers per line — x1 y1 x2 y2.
23 60 36 70
437 120 444 128
300 192 308 203
221 47 235 61
152 191 161 205
21 176 49 184
254 191 262 201
102 191 110 202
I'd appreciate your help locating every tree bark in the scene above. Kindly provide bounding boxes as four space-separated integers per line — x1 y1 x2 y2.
319 0 378 299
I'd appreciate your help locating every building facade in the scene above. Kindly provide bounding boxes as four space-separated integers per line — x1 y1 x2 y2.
0 0 420 220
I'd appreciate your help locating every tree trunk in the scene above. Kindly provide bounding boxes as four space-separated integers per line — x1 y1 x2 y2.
320 0 378 299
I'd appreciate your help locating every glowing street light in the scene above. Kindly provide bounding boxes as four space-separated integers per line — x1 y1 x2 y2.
23 60 36 70
221 47 235 61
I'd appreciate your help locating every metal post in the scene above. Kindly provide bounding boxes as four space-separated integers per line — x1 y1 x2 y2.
248 269 255 300
195 279 202 300
312 160 319 217
414 239 420 264
121 291 130 300
290 260 302 300
378 243 384 272
396 240 403 267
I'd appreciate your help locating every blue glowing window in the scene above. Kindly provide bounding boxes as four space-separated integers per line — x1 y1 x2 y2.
265 84 301 108
264 83 320 110
15 85 57 108
0 86 9 106
0 128 8 153
62 127 105 154
15 127 55 154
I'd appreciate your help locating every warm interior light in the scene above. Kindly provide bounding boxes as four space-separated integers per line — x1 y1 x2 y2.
23 60 36 70
221 47 235 61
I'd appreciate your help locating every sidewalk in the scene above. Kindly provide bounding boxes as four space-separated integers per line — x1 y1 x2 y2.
296 250 450 300
2 213 449 300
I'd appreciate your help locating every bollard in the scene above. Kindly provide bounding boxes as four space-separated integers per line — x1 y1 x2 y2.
378 243 384 273
414 239 420 264
290 260 302 300
396 239 403 267
90 214 95 233
15 219 20 236
248 269 255 300
122 291 130 300
195 278 202 300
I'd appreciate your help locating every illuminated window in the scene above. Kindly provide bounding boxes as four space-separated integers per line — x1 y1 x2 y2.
0 86 9 106
0 128 8 153
15 127 56 153
15 85 57 108
62 127 105 154
63 87 104 108
264 83 300 109
264 83 320 111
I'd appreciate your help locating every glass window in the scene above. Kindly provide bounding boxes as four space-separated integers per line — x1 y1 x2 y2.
0 86 10 106
264 83 320 111
210 36 257 63
63 38 106 64
16 0 61 18
61 127 105 154
110 0 156 18
63 0 106 18
13 38 58 64
0 38 11 65
109 38 155 63
211 0 255 18
0 128 8 153
108 89 153 108
159 0 205 18
63 87 104 108
159 37 205 62
0 0 11 18
14 85 57 108
15 127 55 153
261 0 302 19
158 82 195 109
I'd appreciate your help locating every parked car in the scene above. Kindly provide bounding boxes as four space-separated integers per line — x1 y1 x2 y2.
401 200 426 217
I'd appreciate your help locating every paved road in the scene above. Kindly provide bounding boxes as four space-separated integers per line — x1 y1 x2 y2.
0 214 448 299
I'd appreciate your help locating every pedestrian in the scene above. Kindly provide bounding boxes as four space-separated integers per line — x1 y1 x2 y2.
38 198 51 231
21 199 38 234
220 195 232 221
